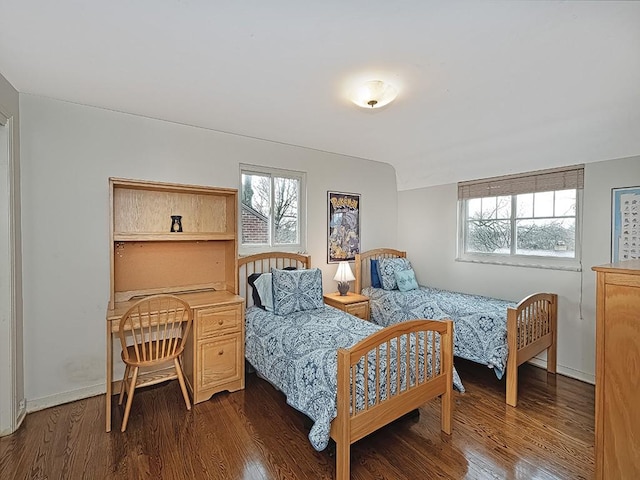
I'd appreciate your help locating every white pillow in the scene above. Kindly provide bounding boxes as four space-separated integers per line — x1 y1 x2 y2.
253 273 274 312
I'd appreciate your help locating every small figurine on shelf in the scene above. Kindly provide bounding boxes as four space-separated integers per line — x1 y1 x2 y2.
170 215 183 232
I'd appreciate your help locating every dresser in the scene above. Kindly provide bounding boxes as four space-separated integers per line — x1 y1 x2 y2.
592 260 640 479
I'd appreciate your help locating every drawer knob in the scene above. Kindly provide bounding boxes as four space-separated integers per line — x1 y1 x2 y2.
218 349 224 355
218 319 224 325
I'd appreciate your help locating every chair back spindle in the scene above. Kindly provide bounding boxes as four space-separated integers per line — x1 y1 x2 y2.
117 294 193 431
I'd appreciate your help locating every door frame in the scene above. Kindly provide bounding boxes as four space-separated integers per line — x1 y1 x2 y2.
0 111 23 436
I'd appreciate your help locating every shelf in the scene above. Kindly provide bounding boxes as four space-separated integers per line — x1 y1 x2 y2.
114 233 235 242
109 177 239 310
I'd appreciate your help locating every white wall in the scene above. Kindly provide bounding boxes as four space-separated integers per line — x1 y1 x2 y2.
19 94 398 409
20 91 635 408
398 156 640 383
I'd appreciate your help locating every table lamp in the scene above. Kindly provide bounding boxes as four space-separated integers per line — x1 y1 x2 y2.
334 261 355 296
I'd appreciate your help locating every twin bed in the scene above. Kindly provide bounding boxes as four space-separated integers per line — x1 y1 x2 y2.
355 248 558 407
237 249 557 479
238 252 455 480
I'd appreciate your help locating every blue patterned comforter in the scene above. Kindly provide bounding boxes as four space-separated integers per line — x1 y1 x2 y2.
245 304 464 451
362 286 516 379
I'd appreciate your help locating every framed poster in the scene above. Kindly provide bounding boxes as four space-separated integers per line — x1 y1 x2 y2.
327 191 360 263
611 186 640 262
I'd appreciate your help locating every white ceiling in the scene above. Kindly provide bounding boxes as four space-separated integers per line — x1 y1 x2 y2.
1 1 639 190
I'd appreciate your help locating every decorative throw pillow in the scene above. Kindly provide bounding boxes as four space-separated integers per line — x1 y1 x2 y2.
253 273 274 312
272 267 323 315
370 259 382 288
247 267 296 310
378 257 412 290
395 268 419 292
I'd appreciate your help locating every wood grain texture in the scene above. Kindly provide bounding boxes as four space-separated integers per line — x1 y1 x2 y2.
113 182 234 234
323 293 370 321
108 177 238 309
1 360 594 480
592 262 640 479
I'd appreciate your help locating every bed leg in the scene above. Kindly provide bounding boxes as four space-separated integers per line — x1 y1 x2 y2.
441 390 452 434
547 295 558 374
506 306 518 407
547 343 557 374
335 348 351 480
506 360 518 407
336 440 350 480
441 320 453 434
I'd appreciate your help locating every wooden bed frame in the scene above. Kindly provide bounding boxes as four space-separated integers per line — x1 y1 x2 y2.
355 248 557 407
238 252 453 480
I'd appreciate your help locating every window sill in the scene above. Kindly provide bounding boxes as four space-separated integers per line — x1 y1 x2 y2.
455 255 582 272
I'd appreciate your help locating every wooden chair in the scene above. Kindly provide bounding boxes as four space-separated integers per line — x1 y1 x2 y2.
117 294 193 432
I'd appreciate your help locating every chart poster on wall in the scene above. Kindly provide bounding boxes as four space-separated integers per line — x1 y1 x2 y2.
328 191 360 263
611 186 640 262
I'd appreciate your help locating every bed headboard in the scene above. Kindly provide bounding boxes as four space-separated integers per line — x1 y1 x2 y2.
355 248 406 293
238 252 311 308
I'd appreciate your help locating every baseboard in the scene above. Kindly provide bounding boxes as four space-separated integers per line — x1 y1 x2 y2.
26 384 105 413
0 398 28 436
23 358 596 413
528 357 595 385
16 398 26 429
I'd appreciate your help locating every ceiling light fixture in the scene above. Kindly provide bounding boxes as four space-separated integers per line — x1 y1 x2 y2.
350 80 398 109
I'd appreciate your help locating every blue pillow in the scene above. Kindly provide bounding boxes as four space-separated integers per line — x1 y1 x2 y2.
370 259 382 288
272 268 324 315
378 257 412 290
395 268 419 292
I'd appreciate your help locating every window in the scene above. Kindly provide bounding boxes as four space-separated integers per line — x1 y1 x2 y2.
240 164 306 252
458 165 583 269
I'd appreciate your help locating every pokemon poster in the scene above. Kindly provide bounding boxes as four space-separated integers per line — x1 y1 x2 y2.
328 191 360 263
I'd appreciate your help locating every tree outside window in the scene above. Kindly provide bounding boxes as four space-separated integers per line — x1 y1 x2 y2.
465 189 577 258
240 167 305 250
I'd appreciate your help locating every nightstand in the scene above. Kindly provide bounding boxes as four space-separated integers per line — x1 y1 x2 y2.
323 292 370 321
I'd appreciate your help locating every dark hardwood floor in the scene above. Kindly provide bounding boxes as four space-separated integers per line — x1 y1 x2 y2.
0 360 594 479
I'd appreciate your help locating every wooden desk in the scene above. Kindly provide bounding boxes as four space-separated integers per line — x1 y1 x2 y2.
105 290 245 432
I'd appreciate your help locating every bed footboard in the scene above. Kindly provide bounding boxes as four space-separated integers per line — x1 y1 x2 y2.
331 319 453 480
506 292 558 407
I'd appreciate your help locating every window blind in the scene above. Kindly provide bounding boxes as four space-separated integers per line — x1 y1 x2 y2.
458 165 584 200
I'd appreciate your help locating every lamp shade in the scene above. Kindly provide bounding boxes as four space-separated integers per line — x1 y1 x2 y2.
350 80 398 109
334 261 355 296
334 261 355 282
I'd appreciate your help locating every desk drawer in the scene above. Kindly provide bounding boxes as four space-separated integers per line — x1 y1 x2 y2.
197 304 242 338
198 333 243 389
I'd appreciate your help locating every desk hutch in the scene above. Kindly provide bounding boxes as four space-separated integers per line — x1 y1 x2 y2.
105 177 244 431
